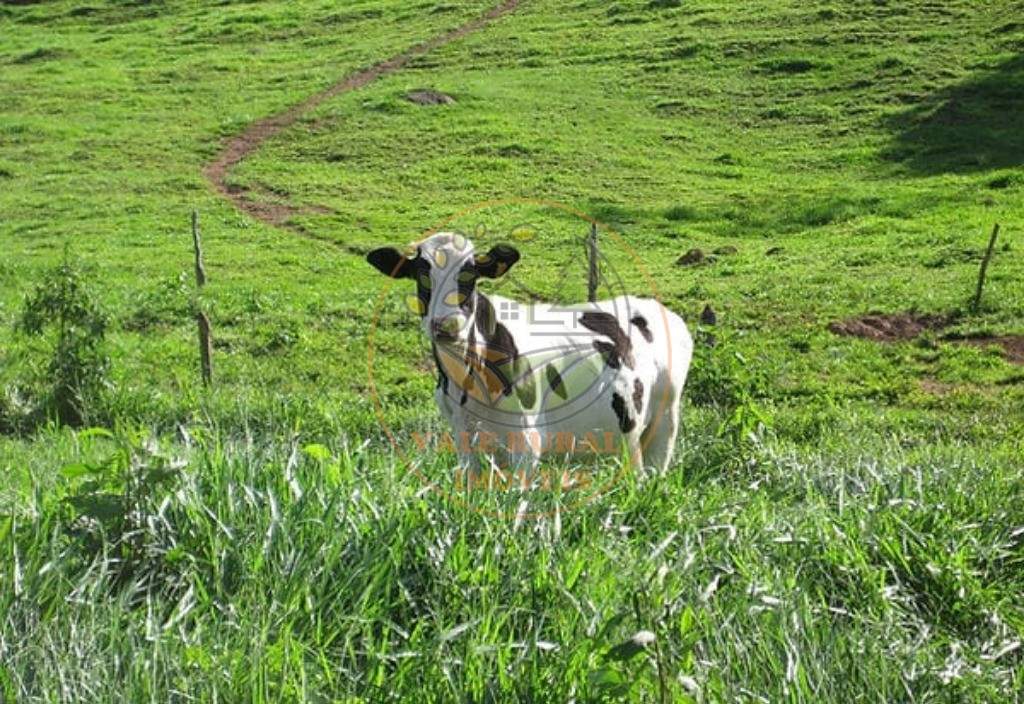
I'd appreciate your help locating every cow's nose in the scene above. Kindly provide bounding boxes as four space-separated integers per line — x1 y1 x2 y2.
430 316 464 340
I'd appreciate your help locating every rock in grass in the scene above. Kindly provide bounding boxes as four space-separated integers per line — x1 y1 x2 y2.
675 248 706 265
405 88 455 105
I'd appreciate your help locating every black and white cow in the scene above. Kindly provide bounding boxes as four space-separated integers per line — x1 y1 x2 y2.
368 233 693 473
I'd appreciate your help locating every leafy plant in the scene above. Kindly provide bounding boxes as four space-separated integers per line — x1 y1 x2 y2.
17 251 110 427
587 588 702 703
687 327 774 464
58 427 183 591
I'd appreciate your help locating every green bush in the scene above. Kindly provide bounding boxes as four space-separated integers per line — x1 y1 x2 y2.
17 252 110 427
687 328 774 465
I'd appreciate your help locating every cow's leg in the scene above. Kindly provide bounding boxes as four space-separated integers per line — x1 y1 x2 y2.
438 389 485 472
457 446 483 472
505 423 540 472
640 398 680 473
624 430 644 471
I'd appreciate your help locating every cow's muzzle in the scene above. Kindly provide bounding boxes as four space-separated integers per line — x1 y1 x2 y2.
430 315 466 342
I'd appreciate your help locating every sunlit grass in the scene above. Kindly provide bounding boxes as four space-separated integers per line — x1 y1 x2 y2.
2 407 1021 701
0 0 1022 701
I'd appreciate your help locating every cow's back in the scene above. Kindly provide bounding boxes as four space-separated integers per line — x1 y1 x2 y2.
493 294 692 454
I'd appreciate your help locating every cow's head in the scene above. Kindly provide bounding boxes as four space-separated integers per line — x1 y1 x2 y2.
367 233 520 346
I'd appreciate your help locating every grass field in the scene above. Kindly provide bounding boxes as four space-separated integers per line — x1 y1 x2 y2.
1 0 1023 701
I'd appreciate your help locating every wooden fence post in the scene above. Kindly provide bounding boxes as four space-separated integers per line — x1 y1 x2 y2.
972 223 1001 312
587 222 599 303
192 210 213 387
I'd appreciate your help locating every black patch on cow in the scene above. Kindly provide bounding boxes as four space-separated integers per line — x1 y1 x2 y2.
456 261 478 315
592 340 621 369
580 311 635 369
631 315 654 343
367 248 434 315
367 247 416 279
474 291 498 339
460 390 469 407
611 392 636 433
475 244 520 279
633 378 644 415
464 298 478 351
472 292 536 409
546 365 568 400
409 258 432 317
432 346 449 395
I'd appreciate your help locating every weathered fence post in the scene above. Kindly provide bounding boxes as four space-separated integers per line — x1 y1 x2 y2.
191 210 213 387
587 222 599 303
972 223 1001 312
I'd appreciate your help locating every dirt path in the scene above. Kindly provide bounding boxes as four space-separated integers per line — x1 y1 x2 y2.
203 0 520 231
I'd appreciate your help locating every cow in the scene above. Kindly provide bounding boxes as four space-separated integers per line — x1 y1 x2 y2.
367 232 693 474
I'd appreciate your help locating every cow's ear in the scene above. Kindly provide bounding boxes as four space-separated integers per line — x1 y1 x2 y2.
475 243 520 279
367 247 415 279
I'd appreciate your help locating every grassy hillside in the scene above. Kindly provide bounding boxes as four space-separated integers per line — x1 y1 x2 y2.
0 0 499 425
2 0 1022 419
1 0 1022 701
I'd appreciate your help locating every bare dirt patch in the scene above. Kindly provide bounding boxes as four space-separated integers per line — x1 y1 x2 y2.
948 334 1024 366
225 184 336 230
828 313 951 343
830 312 1024 366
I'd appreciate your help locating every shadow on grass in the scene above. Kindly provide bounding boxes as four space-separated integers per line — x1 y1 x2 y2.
884 54 1024 174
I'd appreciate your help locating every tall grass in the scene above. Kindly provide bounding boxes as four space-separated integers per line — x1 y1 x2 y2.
2 403 1021 702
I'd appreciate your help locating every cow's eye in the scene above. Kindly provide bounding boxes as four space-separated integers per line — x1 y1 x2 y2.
444 291 466 306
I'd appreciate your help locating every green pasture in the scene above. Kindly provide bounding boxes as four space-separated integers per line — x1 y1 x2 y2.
1 0 1022 701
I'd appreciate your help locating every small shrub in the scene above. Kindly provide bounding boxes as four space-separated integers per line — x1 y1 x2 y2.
687 327 773 464
57 427 184 592
17 251 110 427
687 329 769 409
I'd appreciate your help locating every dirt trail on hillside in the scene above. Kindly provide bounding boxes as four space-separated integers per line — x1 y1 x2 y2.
203 1 520 230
